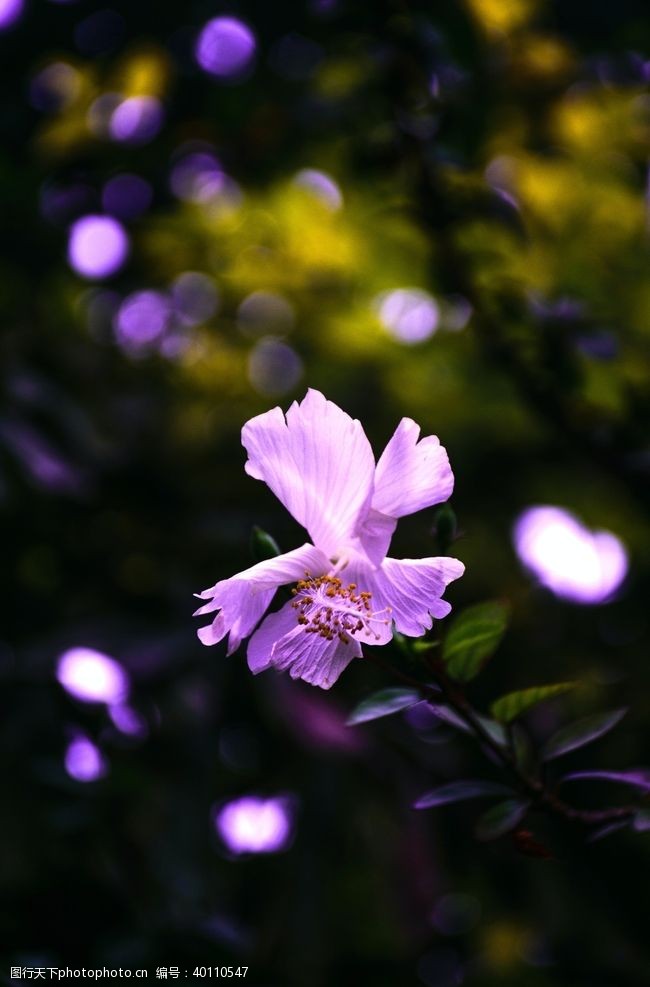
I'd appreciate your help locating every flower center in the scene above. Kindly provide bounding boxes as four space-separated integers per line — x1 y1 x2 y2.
291 574 390 644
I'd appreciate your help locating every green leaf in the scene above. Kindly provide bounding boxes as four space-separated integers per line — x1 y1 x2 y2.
511 723 536 774
250 526 281 562
490 682 576 724
475 799 530 841
346 688 421 726
442 601 510 682
414 780 513 810
411 640 439 653
541 708 627 762
427 705 507 746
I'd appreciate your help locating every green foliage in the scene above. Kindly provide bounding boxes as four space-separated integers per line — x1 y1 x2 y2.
346 688 422 725
442 601 510 682
249 526 281 561
542 708 627 761
491 683 576 723
475 799 530 842
414 780 512 809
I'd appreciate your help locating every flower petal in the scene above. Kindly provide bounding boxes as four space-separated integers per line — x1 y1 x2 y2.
195 542 329 654
247 601 362 689
372 418 454 519
242 389 376 558
346 555 465 637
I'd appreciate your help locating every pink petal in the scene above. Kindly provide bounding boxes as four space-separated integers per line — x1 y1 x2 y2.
353 508 397 568
247 601 362 689
346 555 465 637
372 418 454 519
242 389 376 559
195 542 329 654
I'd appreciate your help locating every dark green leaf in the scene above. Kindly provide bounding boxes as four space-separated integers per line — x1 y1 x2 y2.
475 799 530 841
511 723 536 774
542 708 627 761
414 780 512 810
346 688 421 726
442 601 509 682
427 705 507 746
490 682 576 724
250 526 281 561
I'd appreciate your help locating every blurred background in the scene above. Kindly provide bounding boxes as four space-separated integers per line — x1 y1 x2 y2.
2 0 650 983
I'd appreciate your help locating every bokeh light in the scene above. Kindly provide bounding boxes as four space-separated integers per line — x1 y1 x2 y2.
29 61 81 112
213 796 295 855
109 95 164 144
513 506 629 604
293 168 343 210
57 646 129 704
67 215 129 279
114 290 171 352
247 338 303 396
237 291 295 336
0 0 23 30
171 272 219 326
64 736 108 782
376 288 440 343
86 92 122 138
108 703 148 739
169 149 225 203
194 17 256 79
102 173 153 220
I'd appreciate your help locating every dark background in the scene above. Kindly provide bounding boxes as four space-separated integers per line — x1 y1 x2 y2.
2 0 650 984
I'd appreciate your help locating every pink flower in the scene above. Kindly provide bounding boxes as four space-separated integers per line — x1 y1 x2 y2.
195 389 464 688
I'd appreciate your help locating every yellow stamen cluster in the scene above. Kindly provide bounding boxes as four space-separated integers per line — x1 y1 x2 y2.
291 574 387 645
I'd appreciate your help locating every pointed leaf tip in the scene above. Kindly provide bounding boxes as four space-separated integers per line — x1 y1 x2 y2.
542 708 628 761
250 526 281 562
560 769 650 793
475 799 530 841
346 687 422 726
414 779 513 810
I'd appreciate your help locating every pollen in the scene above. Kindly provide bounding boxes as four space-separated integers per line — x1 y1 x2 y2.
291 574 391 644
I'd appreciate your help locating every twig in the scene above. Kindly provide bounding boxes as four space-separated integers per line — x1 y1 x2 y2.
367 651 638 829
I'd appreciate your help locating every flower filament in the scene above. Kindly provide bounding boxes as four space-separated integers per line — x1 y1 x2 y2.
291 574 391 644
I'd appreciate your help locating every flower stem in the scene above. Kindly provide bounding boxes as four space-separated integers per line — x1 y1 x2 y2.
368 650 638 830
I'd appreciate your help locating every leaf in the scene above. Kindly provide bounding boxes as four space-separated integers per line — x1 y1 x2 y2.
411 640 439 654
475 799 530 841
426 704 507 746
560 769 650 793
250 526 281 561
511 724 535 775
414 780 513 810
490 682 576 724
542 708 627 762
587 819 632 843
633 810 650 832
442 601 510 681
346 688 421 726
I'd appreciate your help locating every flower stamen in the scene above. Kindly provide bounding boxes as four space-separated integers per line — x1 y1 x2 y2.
291 574 391 644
